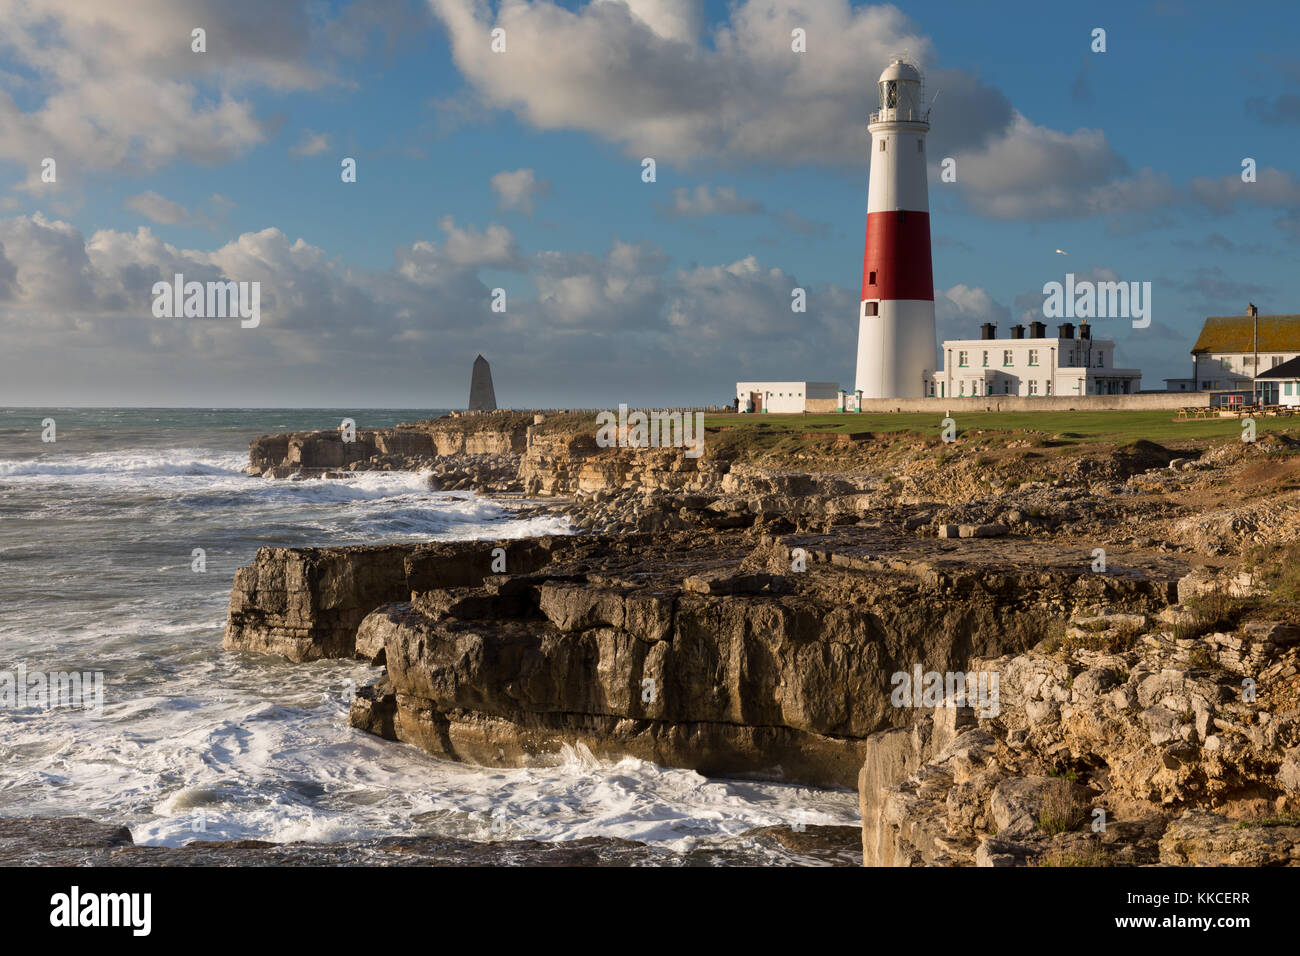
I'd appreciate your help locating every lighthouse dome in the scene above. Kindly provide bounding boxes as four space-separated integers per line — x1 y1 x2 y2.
878 58 922 84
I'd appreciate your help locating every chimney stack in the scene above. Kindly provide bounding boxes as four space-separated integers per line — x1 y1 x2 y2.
1029 320 1046 338
1010 324 1025 339
980 322 996 340
1057 322 1075 339
1079 322 1091 340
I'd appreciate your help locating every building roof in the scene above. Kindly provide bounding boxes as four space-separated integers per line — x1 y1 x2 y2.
879 59 921 83
1255 355 1300 380
1192 315 1300 353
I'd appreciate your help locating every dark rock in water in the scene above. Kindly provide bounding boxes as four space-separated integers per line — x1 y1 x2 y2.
1 817 861 867
469 354 497 411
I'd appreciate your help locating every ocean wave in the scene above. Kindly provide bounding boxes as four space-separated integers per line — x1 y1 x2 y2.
0 448 248 479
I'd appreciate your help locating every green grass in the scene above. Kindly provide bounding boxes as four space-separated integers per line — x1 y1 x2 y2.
1172 590 1246 643
705 410 1299 446
1034 846 1113 867
1234 814 1300 829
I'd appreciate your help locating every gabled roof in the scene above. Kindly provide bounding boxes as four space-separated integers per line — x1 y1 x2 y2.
1255 355 1300 380
1193 315 1300 353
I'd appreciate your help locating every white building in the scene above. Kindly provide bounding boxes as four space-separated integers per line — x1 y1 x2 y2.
933 321 1141 398
736 382 840 414
1255 356 1300 407
1164 308 1300 398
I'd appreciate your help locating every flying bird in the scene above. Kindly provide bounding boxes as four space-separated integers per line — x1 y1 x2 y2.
1055 249 1068 255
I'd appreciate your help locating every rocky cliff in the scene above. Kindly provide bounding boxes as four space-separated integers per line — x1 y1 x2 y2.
225 525 1187 788
246 413 533 487
857 573 1300 866
226 415 1300 863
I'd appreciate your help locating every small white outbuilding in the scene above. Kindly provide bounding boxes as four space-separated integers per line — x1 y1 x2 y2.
736 382 840 414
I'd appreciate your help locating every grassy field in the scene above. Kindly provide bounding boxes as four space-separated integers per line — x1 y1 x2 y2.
704 410 1300 447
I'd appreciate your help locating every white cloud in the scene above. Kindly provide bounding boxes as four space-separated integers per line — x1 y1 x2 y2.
490 168 552 215
289 130 331 157
0 0 372 180
0 210 861 404
935 284 1009 343
428 0 949 166
124 190 189 225
436 216 521 268
656 185 763 219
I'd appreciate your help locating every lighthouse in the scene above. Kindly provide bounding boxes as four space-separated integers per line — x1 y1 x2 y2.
855 57 937 399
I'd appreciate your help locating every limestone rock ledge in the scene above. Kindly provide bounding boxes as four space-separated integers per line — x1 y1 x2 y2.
224 528 1186 787
858 604 1300 866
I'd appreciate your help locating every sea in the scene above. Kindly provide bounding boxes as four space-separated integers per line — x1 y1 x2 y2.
0 409 857 863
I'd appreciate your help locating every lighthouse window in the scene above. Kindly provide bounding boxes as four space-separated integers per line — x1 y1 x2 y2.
879 140 886 152
869 271 876 285
885 81 898 108
864 302 878 316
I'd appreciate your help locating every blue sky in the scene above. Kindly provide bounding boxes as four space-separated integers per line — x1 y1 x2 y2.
0 0 1297 407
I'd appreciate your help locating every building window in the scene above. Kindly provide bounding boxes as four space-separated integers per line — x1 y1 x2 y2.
1003 350 1013 366
1287 382 1294 396
1029 380 1038 395
959 381 965 396
1046 380 1053 395
1028 349 1038 366
1096 353 1104 367
869 271 876 285
958 351 968 367
1004 381 1011 394
982 351 989 367
1274 356 1283 368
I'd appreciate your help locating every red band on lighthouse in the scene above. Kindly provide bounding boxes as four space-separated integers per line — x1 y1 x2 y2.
861 210 934 302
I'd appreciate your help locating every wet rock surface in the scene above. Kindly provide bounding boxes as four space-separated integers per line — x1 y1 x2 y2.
0 817 862 867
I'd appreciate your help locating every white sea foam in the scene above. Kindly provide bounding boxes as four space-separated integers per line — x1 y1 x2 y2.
0 448 248 479
0 434 853 862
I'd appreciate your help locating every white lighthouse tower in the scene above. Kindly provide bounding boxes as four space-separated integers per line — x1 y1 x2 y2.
854 57 937 399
